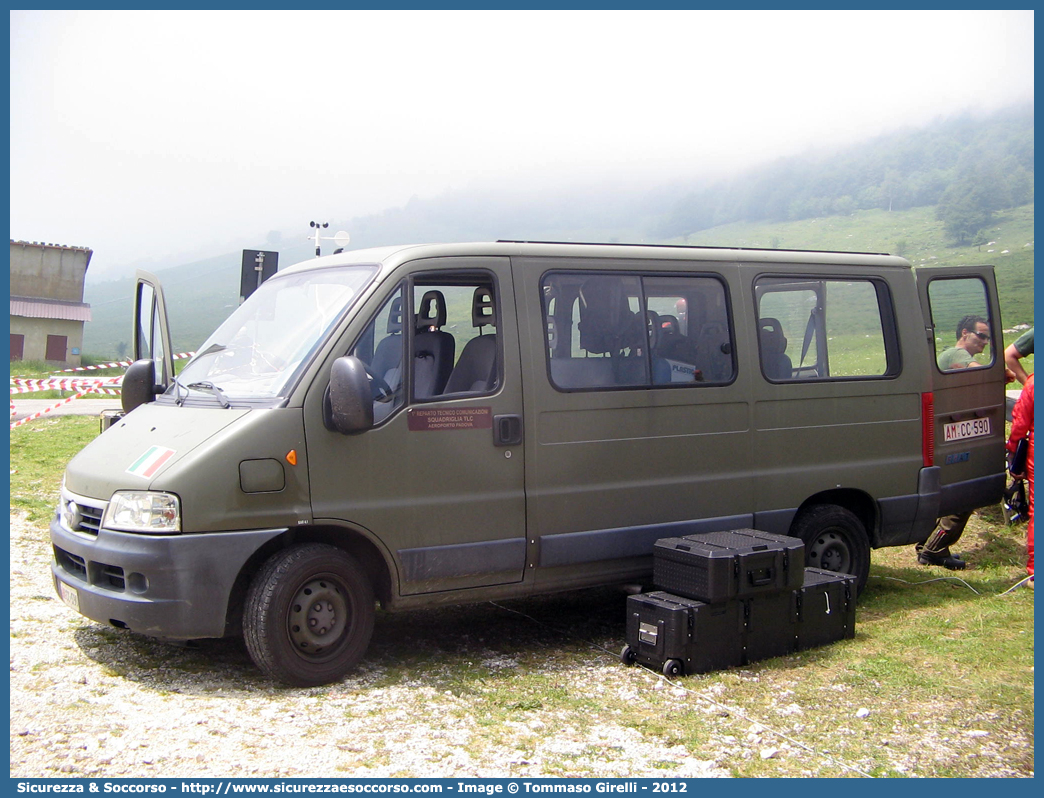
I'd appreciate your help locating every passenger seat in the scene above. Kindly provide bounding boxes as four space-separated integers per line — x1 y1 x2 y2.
759 317 793 380
444 287 499 394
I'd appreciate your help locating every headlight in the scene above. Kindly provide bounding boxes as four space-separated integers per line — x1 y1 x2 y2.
103 491 181 534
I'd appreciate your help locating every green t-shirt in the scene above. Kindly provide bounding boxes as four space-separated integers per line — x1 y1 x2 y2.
1013 327 1034 357
938 346 974 370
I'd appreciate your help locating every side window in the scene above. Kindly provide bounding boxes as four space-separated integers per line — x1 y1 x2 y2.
926 277 995 372
755 277 895 381
351 285 406 424
543 272 734 390
411 276 500 400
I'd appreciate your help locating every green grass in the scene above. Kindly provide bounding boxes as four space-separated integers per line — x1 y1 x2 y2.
9 416 99 522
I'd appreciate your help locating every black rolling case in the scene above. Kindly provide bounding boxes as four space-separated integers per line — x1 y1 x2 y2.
653 529 805 603
794 567 857 650
623 591 744 676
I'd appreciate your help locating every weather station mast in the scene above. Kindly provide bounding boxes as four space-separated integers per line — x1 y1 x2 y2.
309 221 351 256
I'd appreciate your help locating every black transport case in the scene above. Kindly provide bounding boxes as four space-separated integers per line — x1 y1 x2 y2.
793 567 857 650
742 590 797 662
623 591 744 675
653 529 805 603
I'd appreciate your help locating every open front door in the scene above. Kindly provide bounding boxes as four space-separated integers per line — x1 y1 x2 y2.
133 270 176 390
916 265 1007 516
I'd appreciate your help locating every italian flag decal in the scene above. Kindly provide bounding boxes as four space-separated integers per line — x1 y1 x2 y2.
127 446 177 478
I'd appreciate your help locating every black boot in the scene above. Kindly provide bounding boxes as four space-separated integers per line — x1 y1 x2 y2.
916 518 969 570
916 545 967 570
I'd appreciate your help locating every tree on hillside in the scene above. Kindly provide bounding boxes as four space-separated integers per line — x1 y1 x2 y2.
936 180 994 245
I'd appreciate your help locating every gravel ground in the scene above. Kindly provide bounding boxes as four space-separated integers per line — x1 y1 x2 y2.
9 511 730 779
10 507 1032 779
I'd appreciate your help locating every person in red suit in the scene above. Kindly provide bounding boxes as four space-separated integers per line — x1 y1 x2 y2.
1007 373 1034 587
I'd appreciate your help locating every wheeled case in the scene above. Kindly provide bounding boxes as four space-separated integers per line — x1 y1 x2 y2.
793 567 857 650
653 529 805 603
622 591 744 676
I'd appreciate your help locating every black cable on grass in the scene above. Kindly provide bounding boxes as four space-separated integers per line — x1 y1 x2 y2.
871 573 1035 595
869 574 982 594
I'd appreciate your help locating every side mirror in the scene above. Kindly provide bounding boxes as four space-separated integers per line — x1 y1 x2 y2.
328 356 374 434
122 359 161 413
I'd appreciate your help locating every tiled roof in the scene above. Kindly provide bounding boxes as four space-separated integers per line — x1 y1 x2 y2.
10 296 92 322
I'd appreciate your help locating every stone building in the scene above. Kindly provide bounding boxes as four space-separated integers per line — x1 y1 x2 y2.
9 240 93 366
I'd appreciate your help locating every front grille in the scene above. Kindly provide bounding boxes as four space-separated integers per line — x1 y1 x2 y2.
54 546 87 580
97 563 126 590
56 489 107 537
77 505 104 535
53 490 130 594
53 546 127 593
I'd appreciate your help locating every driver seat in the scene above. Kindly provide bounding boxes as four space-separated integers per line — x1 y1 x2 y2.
370 296 403 390
413 290 455 398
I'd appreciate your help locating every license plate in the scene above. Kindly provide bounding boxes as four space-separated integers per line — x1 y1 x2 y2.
57 581 80 612
943 417 991 442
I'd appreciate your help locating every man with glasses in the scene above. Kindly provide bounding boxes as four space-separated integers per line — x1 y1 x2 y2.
937 315 991 371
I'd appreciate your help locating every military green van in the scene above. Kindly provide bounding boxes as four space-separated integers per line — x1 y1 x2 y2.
50 242 1006 685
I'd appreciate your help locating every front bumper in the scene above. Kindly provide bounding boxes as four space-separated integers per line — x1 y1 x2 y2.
50 510 286 640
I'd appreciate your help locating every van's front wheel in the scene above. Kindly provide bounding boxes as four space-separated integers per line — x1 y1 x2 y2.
792 505 870 594
244 543 375 686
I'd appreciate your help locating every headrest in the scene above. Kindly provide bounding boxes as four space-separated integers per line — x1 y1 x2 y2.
472 287 497 329
386 296 403 335
759 317 787 355
659 314 680 336
578 277 636 354
416 290 447 330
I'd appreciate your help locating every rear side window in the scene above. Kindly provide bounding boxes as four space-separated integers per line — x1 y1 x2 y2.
542 272 734 390
926 277 995 372
755 277 898 381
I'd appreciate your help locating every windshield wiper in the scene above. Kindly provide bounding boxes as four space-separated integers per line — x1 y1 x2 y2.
187 381 231 408
192 343 228 359
172 375 187 406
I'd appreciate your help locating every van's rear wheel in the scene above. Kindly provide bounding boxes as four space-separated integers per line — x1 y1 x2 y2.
244 543 375 686
793 504 870 594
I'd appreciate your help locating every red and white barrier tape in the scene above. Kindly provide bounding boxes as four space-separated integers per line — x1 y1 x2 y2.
49 351 195 374
11 376 124 394
11 351 197 426
10 390 93 429
51 360 132 373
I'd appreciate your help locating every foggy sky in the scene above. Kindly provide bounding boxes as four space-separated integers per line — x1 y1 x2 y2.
9 9 1035 279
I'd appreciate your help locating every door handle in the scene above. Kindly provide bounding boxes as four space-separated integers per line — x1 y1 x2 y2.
494 414 523 446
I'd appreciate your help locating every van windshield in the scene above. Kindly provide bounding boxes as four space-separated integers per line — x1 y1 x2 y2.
172 264 378 401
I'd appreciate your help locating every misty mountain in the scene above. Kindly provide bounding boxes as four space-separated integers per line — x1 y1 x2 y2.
82 104 1033 359
657 104 1033 239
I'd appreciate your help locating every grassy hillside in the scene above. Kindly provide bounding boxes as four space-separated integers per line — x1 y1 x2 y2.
83 252 245 359
676 204 1034 331
81 204 1033 360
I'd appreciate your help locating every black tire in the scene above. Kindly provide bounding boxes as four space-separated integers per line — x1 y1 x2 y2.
244 543 375 687
662 658 683 677
792 504 870 594
620 645 637 666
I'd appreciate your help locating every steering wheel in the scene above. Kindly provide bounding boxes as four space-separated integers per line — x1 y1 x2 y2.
362 363 394 401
